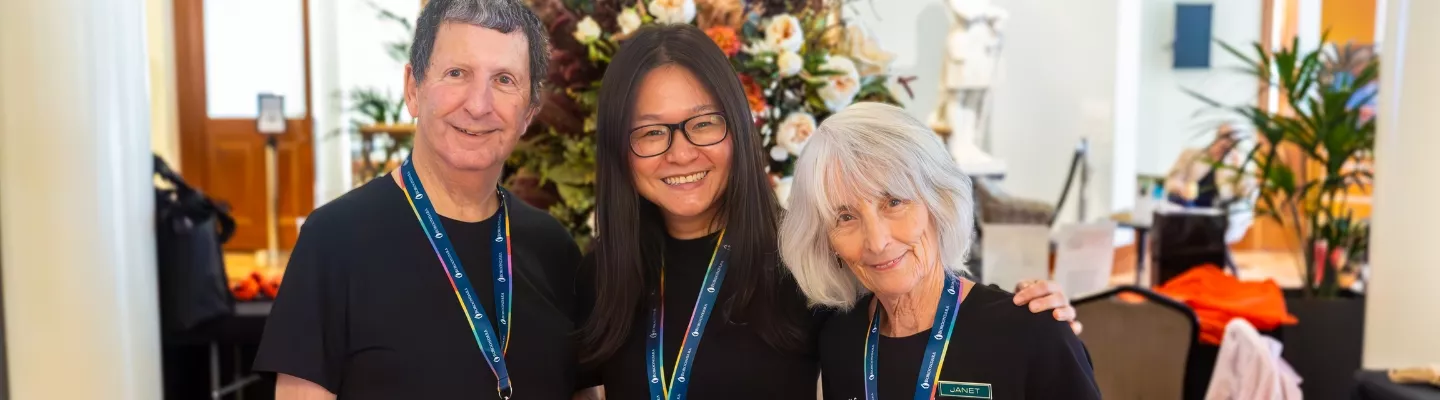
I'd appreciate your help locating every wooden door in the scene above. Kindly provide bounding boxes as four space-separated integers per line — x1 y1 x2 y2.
174 0 315 251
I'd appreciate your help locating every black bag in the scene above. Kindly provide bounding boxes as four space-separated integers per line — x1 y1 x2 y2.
154 155 236 333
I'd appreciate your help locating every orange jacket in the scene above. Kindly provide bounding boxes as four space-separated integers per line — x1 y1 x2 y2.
1155 265 1298 344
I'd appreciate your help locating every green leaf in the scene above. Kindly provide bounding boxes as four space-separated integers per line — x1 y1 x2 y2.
743 57 776 71
1218 40 1261 73
1270 164 1298 196
556 183 594 211
807 94 828 111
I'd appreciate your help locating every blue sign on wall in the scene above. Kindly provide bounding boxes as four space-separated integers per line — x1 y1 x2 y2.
1175 4 1214 69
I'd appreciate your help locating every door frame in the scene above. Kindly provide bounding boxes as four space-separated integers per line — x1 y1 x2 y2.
173 0 316 250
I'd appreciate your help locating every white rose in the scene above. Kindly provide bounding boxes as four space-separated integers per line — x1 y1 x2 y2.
775 112 817 155
777 51 803 77
843 25 895 76
774 176 794 209
648 0 697 25
617 7 642 35
770 146 790 162
764 14 805 53
818 56 862 112
573 16 602 44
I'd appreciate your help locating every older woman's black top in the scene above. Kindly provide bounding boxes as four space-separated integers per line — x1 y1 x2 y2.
818 283 1101 400
576 231 823 399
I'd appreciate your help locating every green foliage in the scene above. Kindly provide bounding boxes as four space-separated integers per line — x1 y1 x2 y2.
373 2 414 63
348 88 406 126
1190 36 1377 298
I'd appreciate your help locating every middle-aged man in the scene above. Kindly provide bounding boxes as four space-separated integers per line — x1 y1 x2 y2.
253 0 582 399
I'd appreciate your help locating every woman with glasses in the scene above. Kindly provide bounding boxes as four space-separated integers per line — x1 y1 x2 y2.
574 24 1079 399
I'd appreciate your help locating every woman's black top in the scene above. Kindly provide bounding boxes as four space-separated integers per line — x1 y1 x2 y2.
575 231 822 399
817 283 1101 400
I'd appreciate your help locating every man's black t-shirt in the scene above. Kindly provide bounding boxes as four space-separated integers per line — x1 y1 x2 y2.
576 232 822 399
254 174 581 399
818 283 1100 400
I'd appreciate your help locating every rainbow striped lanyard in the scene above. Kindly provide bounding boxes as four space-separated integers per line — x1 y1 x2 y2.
645 230 731 400
398 157 515 399
863 275 963 400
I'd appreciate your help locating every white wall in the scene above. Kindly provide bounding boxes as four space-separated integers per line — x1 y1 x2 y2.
1 0 162 397
313 0 420 205
1135 0 1262 177
1365 0 1440 369
985 0 1134 223
858 0 1140 224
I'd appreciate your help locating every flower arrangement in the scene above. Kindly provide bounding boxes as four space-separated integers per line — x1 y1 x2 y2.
512 0 912 244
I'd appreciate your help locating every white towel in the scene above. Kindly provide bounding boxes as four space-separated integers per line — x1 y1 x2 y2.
1204 318 1304 400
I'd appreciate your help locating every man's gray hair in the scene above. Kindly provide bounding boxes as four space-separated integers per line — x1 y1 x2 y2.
779 102 975 310
410 0 550 107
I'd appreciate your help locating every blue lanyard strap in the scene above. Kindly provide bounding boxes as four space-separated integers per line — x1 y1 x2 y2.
646 231 731 400
399 157 515 399
864 275 964 400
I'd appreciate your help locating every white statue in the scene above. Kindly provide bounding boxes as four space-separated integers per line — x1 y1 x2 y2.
928 0 1008 176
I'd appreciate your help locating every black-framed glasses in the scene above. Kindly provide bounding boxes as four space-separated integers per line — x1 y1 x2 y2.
629 112 729 158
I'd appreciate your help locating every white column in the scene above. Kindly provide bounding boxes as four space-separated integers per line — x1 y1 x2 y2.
1365 0 1440 369
311 0 350 205
0 0 162 398
1109 0 1141 221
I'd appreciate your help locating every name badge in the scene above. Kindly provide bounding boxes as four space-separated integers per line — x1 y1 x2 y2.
937 382 992 399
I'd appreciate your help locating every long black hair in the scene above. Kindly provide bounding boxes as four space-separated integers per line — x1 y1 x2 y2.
580 24 803 365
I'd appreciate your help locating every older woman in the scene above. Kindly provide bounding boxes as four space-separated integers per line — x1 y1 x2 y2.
781 103 1100 400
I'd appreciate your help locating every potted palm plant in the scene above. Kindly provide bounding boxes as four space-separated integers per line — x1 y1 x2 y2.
1190 36 1376 398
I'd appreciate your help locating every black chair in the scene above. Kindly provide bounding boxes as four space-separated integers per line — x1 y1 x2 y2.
1150 210 1232 285
1075 286 1198 400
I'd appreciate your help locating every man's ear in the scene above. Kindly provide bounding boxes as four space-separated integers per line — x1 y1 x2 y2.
403 64 420 119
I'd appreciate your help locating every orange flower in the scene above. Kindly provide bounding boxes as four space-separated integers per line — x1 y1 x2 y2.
705 26 742 57
739 74 766 114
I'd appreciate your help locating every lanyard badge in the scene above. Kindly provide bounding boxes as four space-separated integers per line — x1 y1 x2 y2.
646 231 731 400
400 157 515 399
864 275 963 400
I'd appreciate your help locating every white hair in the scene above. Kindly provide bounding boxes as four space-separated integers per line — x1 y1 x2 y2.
779 102 975 310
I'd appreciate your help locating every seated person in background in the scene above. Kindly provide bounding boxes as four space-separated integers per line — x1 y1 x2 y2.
1165 124 1251 208
780 103 1100 400
1163 124 1257 244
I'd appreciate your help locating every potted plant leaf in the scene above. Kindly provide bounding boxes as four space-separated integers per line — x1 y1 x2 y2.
1189 36 1376 398
350 88 411 183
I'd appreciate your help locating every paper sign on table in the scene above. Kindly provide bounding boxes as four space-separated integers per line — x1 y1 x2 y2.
1053 222 1117 299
